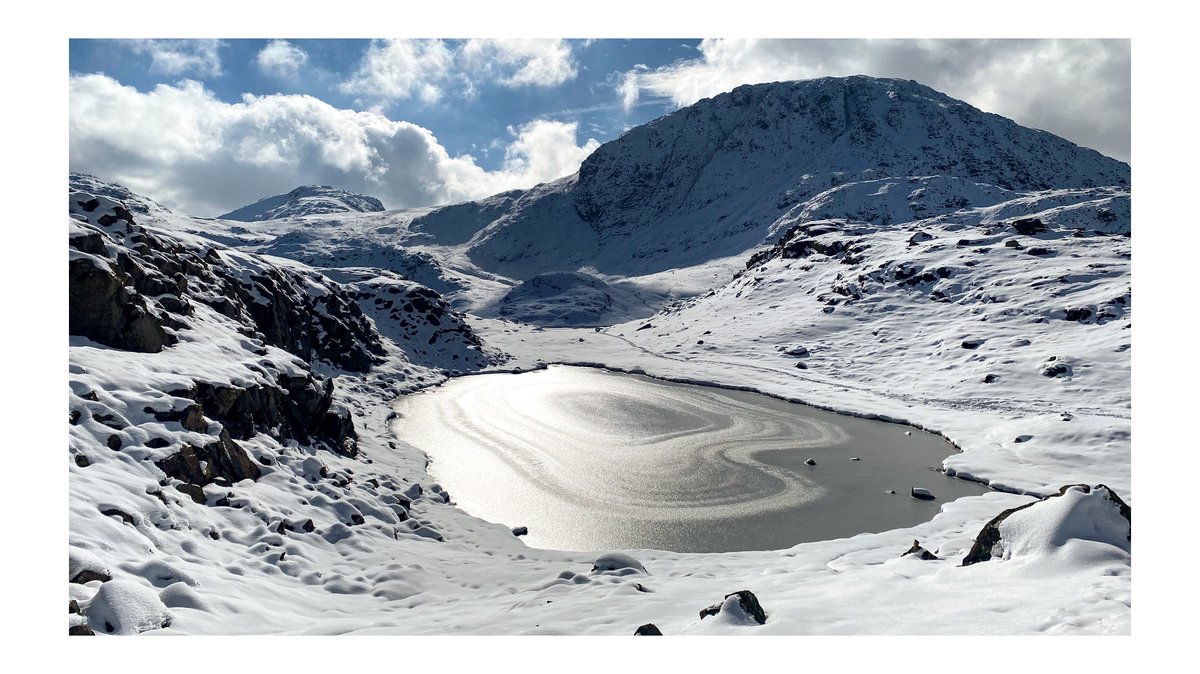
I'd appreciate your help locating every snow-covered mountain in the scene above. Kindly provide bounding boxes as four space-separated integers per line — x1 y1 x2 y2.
218 185 386 222
417 76 1129 279
67 75 1132 636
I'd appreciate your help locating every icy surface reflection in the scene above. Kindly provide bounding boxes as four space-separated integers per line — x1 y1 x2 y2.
391 366 987 552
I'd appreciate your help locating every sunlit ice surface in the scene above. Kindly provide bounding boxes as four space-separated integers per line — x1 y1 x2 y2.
391 366 987 552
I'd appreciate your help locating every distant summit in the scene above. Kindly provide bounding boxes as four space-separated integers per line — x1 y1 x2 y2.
219 185 386 222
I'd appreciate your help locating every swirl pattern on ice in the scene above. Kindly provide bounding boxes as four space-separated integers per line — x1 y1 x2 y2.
391 366 985 552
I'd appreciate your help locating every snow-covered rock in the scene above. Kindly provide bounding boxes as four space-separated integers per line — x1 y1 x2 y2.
962 484 1131 565
219 185 385 221
699 590 768 625
85 580 173 635
489 271 658 327
591 552 648 575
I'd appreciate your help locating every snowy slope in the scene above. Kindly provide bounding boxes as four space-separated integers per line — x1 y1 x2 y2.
219 185 386 221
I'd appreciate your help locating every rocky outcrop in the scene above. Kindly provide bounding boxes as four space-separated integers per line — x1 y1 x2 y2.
154 430 261 487
1009 218 1048 236
634 623 663 635
70 189 385 373
179 374 356 452
69 255 174 353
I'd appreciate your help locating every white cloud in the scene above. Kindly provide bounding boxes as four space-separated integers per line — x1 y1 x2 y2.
339 39 579 104
617 66 645 112
501 120 600 185
69 74 599 216
622 39 1130 162
339 39 456 102
461 39 577 88
126 39 225 78
255 40 308 79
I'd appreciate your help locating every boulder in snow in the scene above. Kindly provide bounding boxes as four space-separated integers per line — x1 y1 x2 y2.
962 484 1131 566
69 547 112 585
634 623 663 635
86 579 173 634
902 540 939 561
699 590 768 625
1009 218 1048 235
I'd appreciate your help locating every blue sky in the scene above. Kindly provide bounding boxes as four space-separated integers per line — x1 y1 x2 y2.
69 39 695 170
68 39 1130 217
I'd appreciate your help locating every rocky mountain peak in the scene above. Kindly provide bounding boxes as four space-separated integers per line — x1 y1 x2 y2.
219 185 386 222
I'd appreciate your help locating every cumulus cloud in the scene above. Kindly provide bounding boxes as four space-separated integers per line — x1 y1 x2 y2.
339 39 456 103
460 39 577 88
126 39 225 78
255 40 308 79
621 39 1130 162
69 74 598 216
502 119 601 183
339 39 579 105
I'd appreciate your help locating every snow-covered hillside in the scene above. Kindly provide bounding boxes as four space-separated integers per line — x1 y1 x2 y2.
428 76 1129 278
219 185 386 221
67 75 1131 636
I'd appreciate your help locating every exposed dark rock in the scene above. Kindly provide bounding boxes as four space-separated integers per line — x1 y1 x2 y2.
1010 218 1047 235
1026 246 1055 257
983 374 999 383
175 483 206 504
180 375 356 451
105 434 121 450
68 257 173 353
153 403 207 433
145 438 171 449
512 526 529 537
100 508 135 525
1014 435 1033 443
634 623 663 635
69 624 96 636
911 488 936 501
1004 239 1024 249
908 231 934 246
962 339 985 349
1041 360 1073 378
74 454 91 468
154 431 261 487
71 568 112 585
902 540 939 561
70 600 81 614
804 458 817 466
1065 307 1093 322
699 590 768 625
